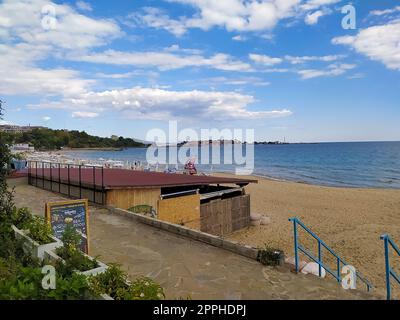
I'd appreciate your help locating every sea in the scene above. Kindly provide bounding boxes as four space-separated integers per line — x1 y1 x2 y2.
62 141 400 189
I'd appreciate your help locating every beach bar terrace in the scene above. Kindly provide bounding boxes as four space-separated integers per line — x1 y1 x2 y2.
27 161 257 236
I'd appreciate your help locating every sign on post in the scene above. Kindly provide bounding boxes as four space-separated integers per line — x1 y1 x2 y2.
45 199 90 254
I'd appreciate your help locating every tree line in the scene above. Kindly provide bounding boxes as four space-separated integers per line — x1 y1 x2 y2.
1 127 148 150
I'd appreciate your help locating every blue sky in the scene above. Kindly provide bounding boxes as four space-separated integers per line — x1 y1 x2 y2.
0 0 399 142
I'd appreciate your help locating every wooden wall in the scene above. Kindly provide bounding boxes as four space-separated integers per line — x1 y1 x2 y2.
157 194 201 229
106 188 161 211
200 195 250 236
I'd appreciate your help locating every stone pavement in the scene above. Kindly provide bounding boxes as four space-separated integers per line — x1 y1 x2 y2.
12 183 377 300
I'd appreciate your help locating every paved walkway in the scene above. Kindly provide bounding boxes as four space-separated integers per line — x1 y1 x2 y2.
12 182 376 300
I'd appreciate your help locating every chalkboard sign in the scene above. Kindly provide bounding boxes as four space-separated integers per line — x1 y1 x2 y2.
45 199 90 254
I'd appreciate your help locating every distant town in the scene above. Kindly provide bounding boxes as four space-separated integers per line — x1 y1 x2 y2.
0 124 46 134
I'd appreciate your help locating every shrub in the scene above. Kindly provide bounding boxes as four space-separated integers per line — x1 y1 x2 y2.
20 216 54 245
257 246 285 266
55 225 98 275
88 263 129 298
128 205 156 217
0 263 89 300
88 264 165 300
11 207 33 229
116 276 165 300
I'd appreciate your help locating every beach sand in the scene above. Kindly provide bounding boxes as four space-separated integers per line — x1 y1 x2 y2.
216 173 400 298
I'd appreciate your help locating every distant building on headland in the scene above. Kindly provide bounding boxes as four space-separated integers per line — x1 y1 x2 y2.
10 143 35 153
254 141 289 145
0 124 46 134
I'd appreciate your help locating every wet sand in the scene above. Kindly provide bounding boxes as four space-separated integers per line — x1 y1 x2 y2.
216 173 400 298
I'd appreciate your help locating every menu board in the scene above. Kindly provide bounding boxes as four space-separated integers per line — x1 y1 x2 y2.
45 199 89 254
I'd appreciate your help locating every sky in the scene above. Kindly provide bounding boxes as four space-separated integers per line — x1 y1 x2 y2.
0 0 399 143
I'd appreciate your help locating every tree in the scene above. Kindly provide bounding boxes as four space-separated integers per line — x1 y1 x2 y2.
0 99 10 185
0 100 16 256
0 100 14 220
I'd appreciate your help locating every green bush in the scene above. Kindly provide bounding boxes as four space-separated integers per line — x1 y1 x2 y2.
20 216 54 245
116 276 165 300
88 264 165 300
128 205 154 214
0 263 89 300
257 246 285 266
88 263 129 298
11 207 33 229
55 225 98 275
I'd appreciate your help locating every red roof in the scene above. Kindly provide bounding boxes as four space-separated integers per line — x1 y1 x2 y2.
30 168 257 189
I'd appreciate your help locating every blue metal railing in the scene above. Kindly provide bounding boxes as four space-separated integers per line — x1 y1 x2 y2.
381 234 400 300
289 217 373 292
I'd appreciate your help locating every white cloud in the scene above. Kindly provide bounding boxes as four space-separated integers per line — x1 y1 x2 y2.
0 120 13 125
332 21 400 70
40 87 292 121
0 0 121 49
132 0 343 35
182 76 271 87
305 10 326 25
69 49 253 72
347 73 365 80
0 44 93 96
370 6 400 16
298 63 356 79
0 0 294 123
72 111 99 118
0 0 121 97
132 0 301 35
95 72 137 79
42 116 51 121
285 54 344 64
300 0 341 11
249 53 283 66
232 35 246 41
76 1 92 12
129 7 187 37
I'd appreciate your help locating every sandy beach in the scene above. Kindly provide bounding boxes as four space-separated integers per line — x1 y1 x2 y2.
215 173 400 298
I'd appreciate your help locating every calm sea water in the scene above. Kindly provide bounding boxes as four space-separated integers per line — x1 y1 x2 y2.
63 141 400 189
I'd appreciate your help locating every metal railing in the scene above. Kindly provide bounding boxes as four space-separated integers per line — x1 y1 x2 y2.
27 161 106 205
381 234 400 300
289 217 373 292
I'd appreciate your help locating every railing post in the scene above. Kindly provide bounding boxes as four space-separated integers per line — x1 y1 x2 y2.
27 161 30 185
381 235 391 300
68 164 71 198
79 165 82 199
93 166 96 204
42 162 44 189
318 241 322 277
102 166 105 205
289 217 373 291
35 161 38 187
58 163 61 193
289 218 299 273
